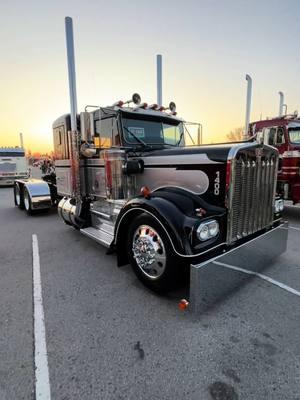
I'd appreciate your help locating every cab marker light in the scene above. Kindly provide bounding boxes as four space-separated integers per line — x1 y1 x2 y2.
134 102 148 110
195 208 207 217
147 104 159 110
141 186 151 198
112 100 124 107
178 299 189 311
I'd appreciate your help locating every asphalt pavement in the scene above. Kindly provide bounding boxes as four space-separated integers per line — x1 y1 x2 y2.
0 177 299 400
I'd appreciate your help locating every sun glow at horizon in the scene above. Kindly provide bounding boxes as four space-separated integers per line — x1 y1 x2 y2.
1 1 300 153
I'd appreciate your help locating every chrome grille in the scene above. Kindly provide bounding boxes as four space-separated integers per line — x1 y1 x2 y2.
227 146 278 243
0 162 16 173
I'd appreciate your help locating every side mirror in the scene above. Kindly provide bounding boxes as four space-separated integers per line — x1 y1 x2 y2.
80 112 91 142
80 143 96 158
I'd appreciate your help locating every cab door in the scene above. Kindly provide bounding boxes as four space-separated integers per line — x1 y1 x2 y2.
263 126 286 176
263 127 276 146
274 127 286 175
275 127 286 151
262 126 285 151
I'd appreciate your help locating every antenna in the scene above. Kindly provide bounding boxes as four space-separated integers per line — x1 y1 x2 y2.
244 74 252 140
156 54 162 106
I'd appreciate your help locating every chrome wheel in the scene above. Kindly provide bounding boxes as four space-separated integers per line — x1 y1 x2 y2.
24 190 30 211
132 224 167 279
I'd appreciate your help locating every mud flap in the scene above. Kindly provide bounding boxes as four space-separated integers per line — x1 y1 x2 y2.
189 222 288 313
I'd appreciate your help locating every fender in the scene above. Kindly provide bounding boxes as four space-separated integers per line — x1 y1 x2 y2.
114 187 226 266
16 178 52 210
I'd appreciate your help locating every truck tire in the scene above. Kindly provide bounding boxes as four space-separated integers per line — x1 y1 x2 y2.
14 183 24 209
23 187 34 215
127 213 187 293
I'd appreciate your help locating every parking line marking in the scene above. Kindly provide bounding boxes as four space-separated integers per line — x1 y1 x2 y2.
213 260 300 297
32 234 51 400
289 225 300 232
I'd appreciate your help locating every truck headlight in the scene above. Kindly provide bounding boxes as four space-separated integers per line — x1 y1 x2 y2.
275 199 284 213
197 220 219 241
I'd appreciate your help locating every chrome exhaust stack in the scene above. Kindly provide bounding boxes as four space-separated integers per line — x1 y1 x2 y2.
244 74 252 140
65 16 81 202
278 91 284 117
19 132 24 149
156 54 162 106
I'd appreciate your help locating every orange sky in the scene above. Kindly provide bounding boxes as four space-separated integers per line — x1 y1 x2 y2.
1 1 300 153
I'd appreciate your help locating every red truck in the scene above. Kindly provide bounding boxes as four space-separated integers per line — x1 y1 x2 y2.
249 114 300 204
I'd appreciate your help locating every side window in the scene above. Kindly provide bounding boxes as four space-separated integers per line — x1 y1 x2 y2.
53 126 66 159
112 118 120 146
268 128 276 145
95 118 113 148
262 128 270 145
276 127 285 145
95 117 120 148
163 124 181 145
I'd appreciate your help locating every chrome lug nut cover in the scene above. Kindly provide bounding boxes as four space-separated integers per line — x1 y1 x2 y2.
132 225 166 279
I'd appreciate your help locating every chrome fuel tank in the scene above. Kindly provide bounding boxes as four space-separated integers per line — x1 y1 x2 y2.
58 197 77 226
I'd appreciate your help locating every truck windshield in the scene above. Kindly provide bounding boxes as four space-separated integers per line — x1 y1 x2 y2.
0 150 25 157
122 118 184 147
289 128 300 144
0 149 27 176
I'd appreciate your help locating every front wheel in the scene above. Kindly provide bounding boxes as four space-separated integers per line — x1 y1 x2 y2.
127 214 188 293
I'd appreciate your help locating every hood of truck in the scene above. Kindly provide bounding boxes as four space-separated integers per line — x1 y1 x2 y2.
139 142 276 209
142 143 235 163
139 144 238 208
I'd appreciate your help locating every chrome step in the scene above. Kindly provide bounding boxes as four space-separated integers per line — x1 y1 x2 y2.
98 221 114 236
80 226 113 248
90 209 111 220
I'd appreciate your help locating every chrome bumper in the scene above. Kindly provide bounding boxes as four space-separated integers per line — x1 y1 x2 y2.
189 222 288 313
0 178 14 186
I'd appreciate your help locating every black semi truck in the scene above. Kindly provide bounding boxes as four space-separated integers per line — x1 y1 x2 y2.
13 17 287 295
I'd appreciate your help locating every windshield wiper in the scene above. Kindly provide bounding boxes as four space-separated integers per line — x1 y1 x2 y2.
175 130 184 146
181 125 195 146
122 126 153 150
